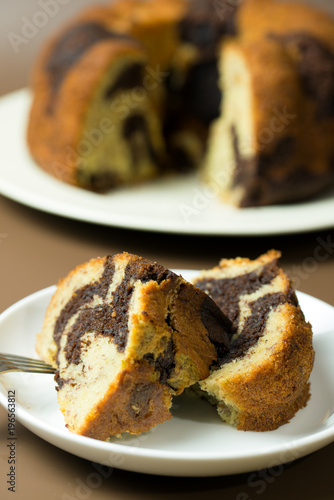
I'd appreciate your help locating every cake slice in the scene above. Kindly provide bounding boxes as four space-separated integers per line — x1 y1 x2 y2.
37 252 231 440
193 250 314 431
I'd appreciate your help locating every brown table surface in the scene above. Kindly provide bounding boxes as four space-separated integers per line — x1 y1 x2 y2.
1 0 334 498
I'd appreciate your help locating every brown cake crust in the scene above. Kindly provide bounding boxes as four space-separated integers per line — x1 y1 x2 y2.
238 0 334 46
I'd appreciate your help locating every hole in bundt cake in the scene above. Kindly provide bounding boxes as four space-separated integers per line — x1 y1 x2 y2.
104 62 144 99
123 114 158 166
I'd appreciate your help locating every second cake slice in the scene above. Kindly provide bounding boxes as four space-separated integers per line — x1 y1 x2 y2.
37 252 232 440
193 250 315 431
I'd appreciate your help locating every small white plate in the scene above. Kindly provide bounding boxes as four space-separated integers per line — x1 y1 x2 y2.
0 270 334 477
1 89 334 235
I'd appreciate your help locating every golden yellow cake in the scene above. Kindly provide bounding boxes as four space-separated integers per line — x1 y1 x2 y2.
27 0 334 205
36 252 231 440
193 250 315 431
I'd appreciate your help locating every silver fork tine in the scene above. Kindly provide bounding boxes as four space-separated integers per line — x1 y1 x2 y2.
0 353 52 366
0 353 56 374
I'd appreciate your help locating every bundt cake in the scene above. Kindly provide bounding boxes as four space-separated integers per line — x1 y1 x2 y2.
193 250 315 431
27 0 334 205
36 252 231 439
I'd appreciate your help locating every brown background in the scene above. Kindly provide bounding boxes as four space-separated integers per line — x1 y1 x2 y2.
1 1 334 498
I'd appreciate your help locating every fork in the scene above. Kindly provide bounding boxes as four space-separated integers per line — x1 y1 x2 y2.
0 353 56 374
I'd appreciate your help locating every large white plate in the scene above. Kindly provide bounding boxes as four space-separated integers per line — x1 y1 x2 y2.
1 89 334 235
0 269 334 477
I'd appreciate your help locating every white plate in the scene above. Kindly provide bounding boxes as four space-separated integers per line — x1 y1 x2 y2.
0 269 334 477
1 89 334 235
